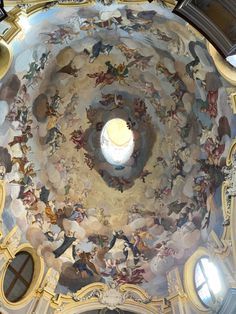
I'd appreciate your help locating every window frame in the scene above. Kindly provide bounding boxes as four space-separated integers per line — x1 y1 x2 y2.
3 251 34 302
0 244 45 308
184 246 227 312
193 256 218 308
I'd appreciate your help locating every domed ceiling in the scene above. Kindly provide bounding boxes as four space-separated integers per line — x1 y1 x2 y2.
0 2 235 297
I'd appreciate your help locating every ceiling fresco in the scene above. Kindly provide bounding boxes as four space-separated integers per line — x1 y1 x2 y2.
0 2 235 297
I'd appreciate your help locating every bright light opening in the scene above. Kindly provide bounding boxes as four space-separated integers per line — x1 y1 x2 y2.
195 257 223 307
226 54 236 68
18 15 30 33
100 118 134 166
201 258 221 294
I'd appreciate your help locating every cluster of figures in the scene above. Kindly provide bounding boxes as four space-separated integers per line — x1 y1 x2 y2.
23 51 51 88
0 3 235 297
70 92 153 192
53 228 151 285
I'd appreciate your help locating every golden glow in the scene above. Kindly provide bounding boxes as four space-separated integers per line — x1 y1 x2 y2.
0 41 12 80
106 118 132 146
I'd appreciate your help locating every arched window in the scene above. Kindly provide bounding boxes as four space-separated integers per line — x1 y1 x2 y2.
3 251 34 302
194 256 222 307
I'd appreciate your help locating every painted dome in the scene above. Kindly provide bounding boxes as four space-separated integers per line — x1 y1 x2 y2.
0 1 235 299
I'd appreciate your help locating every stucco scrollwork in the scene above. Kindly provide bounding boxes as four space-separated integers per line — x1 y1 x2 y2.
16 3 32 9
72 283 152 310
167 268 185 297
167 276 181 296
0 226 22 256
156 304 164 314
207 239 225 258
223 151 236 226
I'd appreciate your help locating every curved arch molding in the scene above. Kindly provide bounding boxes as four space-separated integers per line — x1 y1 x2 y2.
208 43 236 86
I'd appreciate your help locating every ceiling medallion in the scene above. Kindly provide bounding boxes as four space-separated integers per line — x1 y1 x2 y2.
0 0 7 22
70 93 155 192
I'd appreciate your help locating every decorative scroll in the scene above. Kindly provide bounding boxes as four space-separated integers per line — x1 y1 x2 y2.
57 0 91 5
223 150 236 226
167 267 185 297
72 283 152 310
0 225 22 255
